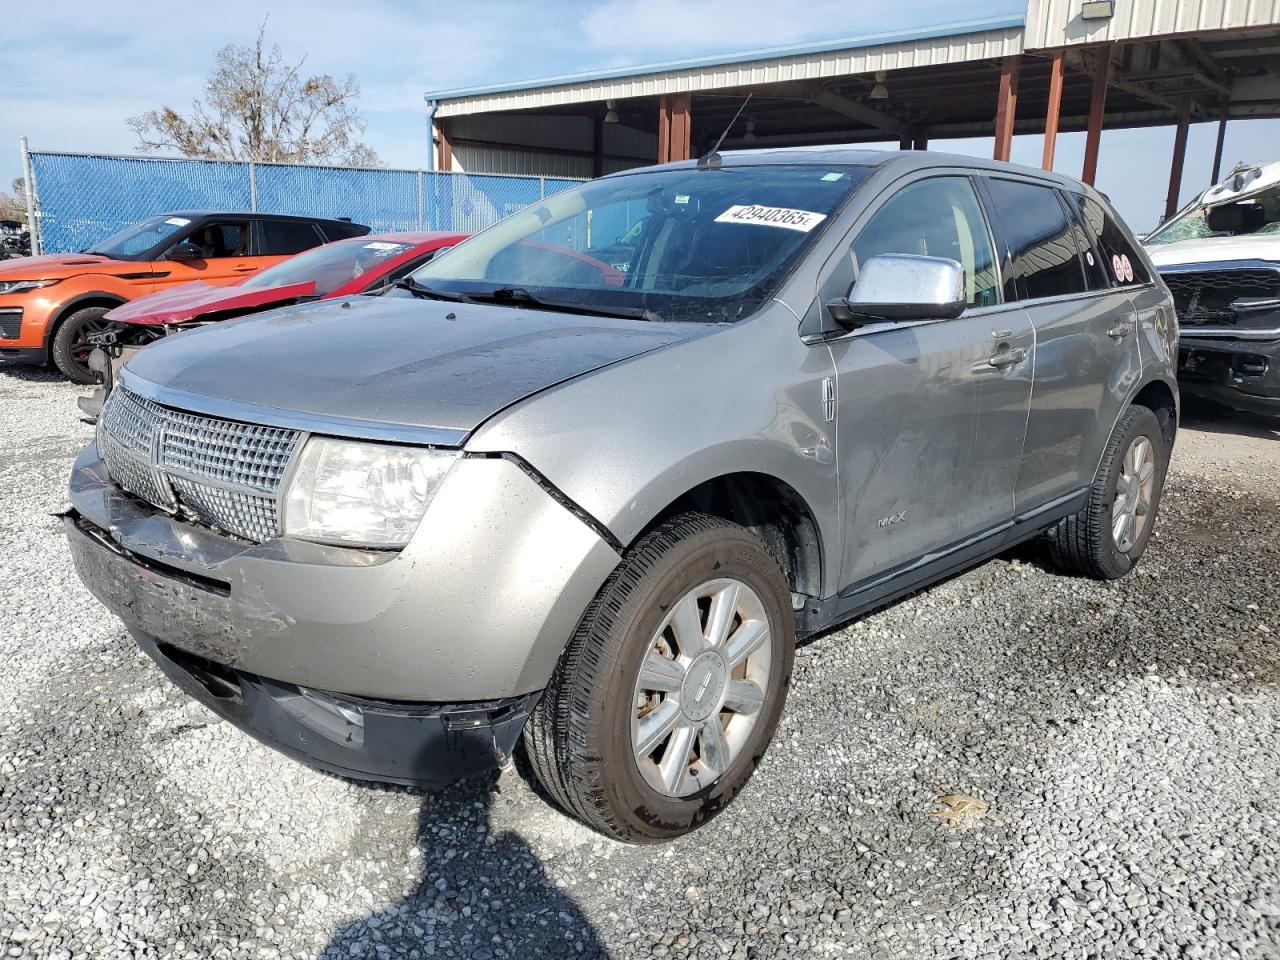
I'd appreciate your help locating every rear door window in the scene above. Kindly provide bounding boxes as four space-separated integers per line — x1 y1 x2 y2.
983 178 1088 301
1060 191 1110 291
1068 193 1151 287
258 220 326 256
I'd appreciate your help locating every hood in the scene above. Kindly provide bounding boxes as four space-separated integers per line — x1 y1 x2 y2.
124 294 703 437
1147 234 1280 269
106 280 318 326
0 252 135 279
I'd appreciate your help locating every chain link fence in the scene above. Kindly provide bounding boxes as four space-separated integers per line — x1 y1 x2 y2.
21 147 583 254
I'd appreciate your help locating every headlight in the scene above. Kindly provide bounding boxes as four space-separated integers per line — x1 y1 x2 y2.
282 437 455 548
0 279 60 296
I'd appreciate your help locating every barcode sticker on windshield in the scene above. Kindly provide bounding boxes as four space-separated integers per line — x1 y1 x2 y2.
715 204 827 232
164 217 191 227
364 241 401 250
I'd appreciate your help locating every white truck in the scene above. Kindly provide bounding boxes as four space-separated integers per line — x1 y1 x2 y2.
1146 161 1280 416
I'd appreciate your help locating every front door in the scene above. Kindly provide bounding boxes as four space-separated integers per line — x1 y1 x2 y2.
151 220 256 289
821 174 1033 589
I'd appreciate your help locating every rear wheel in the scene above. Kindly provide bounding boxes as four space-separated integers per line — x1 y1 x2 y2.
1046 405 1168 579
51 306 114 384
522 512 794 842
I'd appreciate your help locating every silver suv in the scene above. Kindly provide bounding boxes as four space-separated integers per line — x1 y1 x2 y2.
65 150 1178 841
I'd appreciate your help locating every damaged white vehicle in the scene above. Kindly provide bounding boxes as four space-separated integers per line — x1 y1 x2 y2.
1146 161 1280 416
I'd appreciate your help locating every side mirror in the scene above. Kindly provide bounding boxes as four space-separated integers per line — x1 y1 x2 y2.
166 241 204 262
828 253 966 327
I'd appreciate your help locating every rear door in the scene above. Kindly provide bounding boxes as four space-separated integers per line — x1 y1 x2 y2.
979 177 1143 512
820 173 1034 589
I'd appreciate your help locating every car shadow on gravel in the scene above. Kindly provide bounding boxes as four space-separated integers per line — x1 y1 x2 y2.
1180 398 1280 440
0 363 66 384
322 773 610 960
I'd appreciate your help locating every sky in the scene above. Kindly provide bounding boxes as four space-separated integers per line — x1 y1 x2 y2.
1 0 1276 232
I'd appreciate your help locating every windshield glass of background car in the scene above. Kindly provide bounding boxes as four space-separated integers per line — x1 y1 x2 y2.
413 165 870 322
1146 188 1280 244
86 215 192 258
242 239 415 296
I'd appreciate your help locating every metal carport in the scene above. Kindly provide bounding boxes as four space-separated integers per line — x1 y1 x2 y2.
425 1 1280 220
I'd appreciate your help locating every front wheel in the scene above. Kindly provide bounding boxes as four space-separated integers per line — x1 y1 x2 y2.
522 512 795 842
51 306 114 384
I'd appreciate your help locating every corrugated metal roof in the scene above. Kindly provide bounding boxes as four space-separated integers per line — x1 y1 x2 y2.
1024 0 1280 49
429 14 1026 117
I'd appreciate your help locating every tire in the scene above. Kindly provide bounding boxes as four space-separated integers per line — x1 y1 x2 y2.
522 512 795 842
1046 405 1168 580
51 306 114 384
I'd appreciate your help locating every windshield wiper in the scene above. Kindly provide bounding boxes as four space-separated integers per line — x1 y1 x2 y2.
391 277 475 303
473 286 662 322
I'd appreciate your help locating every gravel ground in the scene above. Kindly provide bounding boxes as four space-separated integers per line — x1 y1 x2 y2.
1 367 1277 960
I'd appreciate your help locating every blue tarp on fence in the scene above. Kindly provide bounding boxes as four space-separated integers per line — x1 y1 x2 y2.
27 152 582 253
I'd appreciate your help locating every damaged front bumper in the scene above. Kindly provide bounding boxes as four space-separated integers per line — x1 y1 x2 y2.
62 441 619 787
1178 308 1280 416
64 510 538 786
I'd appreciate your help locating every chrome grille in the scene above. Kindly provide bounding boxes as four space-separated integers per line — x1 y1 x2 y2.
98 386 302 542
1160 267 1280 325
99 428 172 509
168 477 282 544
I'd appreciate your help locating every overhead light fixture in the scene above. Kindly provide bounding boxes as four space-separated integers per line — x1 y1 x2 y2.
869 70 889 101
744 119 757 142
1081 0 1115 19
604 99 619 123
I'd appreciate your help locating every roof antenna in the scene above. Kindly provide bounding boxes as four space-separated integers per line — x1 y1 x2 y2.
697 94 753 170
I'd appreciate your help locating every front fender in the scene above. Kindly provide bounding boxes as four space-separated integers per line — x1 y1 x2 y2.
466 305 844 597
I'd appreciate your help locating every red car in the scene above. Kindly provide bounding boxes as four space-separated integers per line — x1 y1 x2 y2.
83 231 466 413
105 230 467 331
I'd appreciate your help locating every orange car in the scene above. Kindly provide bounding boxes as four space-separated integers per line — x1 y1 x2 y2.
0 211 369 382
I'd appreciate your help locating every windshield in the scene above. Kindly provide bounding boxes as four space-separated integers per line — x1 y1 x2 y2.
85 215 193 259
412 164 870 322
1147 189 1280 245
242 237 416 296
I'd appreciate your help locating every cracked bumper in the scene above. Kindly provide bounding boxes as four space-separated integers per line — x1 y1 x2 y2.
1178 334 1280 416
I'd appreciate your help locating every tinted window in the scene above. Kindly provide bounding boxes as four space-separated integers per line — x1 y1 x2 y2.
259 220 325 255
1069 193 1151 286
985 179 1087 300
1061 191 1110 291
850 177 1000 307
184 221 248 259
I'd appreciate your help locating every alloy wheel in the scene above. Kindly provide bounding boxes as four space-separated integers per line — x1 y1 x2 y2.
1112 435 1156 552
630 577 773 798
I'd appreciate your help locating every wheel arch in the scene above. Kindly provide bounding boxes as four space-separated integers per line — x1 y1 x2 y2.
629 470 824 602
45 292 129 348
1129 376 1178 449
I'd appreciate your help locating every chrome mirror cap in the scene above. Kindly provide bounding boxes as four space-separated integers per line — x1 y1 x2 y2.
841 253 966 324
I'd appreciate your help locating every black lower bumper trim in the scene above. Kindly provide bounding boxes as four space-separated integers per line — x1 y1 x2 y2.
135 631 540 788
0 345 47 364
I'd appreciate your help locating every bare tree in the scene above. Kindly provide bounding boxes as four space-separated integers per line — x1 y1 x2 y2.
0 178 25 223
128 22 379 166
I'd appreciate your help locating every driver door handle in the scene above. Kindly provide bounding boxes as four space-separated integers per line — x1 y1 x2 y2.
1107 319 1135 338
988 346 1026 369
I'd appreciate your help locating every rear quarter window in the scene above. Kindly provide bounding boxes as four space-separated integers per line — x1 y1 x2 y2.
1069 193 1151 286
